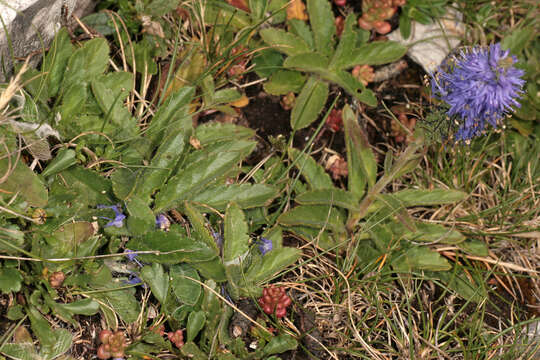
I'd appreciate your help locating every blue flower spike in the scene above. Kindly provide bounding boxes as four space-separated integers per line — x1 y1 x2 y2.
97 204 126 228
257 237 273 255
430 43 525 143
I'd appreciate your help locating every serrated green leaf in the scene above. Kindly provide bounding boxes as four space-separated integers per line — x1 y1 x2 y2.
191 184 279 211
246 247 301 284
253 48 284 78
127 231 217 264
343 105 376 197
287 19 314 49
62 38 109 90
186 311 206 342
212 88 242 105
393 246 451 272
0 157 48 207
54 298 100 316
401 222 465 245
92 283 140 324
260 28 311 56
42 149 77 177
263 334 298 355
194 123 255 146
224 203 250 263
191 259 227 282
141 263 169 304
295 188 360 210
170 263 202 305
306 0 335 57
0 268 23 293
111 167 139 200
145 87 195 148
263 70 306 95
283 53 330 74
288 148 333 190
42 28 74 97
153 143 255 213
338 41 408 69
330 14 357 70
382 189 468 207
49 222 95 256
290 76 329 130
278 205 345 233
183 201 219 253
126 196 155 235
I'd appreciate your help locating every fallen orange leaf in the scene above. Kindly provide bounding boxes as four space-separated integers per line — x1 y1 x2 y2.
287 0 308 21
230 95 250 108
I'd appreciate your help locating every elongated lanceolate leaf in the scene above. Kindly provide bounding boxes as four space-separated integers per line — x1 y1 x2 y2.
191 184 279 211
278 205 346 234
288 148 333 190
260 28 311 56
223 203 250 263
170 264 201 305
343 105 376 197
306 0 335 57
296 188 360 210
290 77 329 130
338 41 408 69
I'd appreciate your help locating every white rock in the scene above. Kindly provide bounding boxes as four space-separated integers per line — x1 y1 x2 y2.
388 7 465 73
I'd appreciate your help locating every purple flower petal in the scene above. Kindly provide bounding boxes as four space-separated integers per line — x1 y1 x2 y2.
430 43 525 142
257 237 273 255
98 205 126 228
155 214 170 231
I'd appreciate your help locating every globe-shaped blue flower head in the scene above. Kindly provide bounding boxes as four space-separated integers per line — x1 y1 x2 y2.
430 43 525 142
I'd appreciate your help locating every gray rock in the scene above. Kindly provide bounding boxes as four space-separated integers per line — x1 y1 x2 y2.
0 0 97 81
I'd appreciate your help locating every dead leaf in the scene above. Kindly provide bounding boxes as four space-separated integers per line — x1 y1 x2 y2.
230 95 249 108
326 154 348 180
227 0 250 12
287 0 308 21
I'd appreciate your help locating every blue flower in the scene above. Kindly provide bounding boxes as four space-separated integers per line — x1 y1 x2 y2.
155 214 170 231
97 204 126 228
124 249 144 268
212 231 223 249
257 237 273 255
126 272 143 286
430 43 525 142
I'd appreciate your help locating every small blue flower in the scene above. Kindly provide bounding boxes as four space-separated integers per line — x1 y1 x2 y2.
257 237 273 255
155 214 170 231
126 272 143 286
430 43 525 142
97 204 126 228
124 249 144 268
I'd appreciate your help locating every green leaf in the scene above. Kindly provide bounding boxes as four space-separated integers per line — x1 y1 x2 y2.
288 148 333 190
223 203 250 263
501 28 534 55
40 328 72 359
186 311 206 342
392 246 451 272
42 28 74 97
170 263 202 305
0 157 48 207
0 268 23 293
253 48 284 78
91 73 137 139
330 14 357 70
191 184 279 211
278 205 345 234
295 189 360 210
111 168 139 200
401 222 465 245
259 28 311 56
307 0 335 57
62 38 109 90
180 341 208 359
141 263 169 304
92 284 140 324
338 41 408 69
212 88 242 105
458 239 489 257
137 130 186 201
434 270 487 303
194 123 255 146
343 105 376 197
127 231 217 264
263 70 306 95
58 83 88 120
287 19 314 49
379 189 468 207
41 149 77 177
246 247 301 283
283 53 330 74
153 142 255 213
399 13 412 39
49 222 96 256
290 76 329 130
145 87 195 147
54 298 100 316
126 196 155 235
191 259 227 282
183 201 220 254
262 334 298 355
